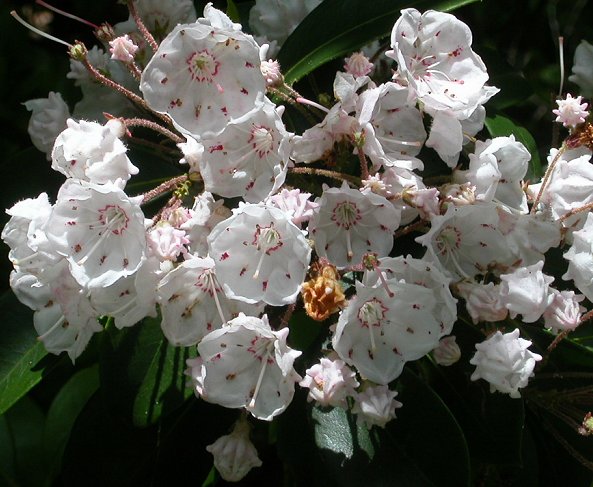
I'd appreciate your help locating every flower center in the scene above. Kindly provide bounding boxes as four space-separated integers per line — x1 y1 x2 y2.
332 201 360 230
436 225 462 255
187 49 219 82
97 204 129 235
358 298 386 328
249 125 274 158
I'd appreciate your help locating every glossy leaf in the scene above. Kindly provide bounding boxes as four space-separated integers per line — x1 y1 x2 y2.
43 365 99 477
485 114 544 180
99 317 195 427
278 0 480 84
1 396 51 487
426 318 526 466
0 290 56 416
132 334 196 428
304 368 470 487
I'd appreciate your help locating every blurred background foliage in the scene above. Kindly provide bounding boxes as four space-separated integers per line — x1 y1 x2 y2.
0 1 593 486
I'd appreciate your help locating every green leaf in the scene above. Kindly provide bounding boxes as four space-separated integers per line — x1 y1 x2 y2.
426 318 526 466
313 405 375 460
0 290 57 416
485 114 543 180
226 0 240 22
99 317 195 427
1 396 51 487
302 369 470 487
278 0 480 84
132 334 196 427
43 365 99 477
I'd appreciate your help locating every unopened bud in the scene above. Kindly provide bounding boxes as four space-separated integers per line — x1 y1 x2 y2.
69 42 87 61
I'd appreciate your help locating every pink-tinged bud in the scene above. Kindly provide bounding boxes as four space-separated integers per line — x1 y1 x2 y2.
344 52 374 78
109 34 139 63
261 59 283 87
432 336 461 366
553 94 589 128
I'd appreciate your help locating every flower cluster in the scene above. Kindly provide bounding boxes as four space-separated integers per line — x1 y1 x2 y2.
6 0 593 482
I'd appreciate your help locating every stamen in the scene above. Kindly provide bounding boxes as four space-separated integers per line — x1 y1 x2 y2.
252 250 266 280
11 10 71 47
207 272 227 325
296 97 330 114
371 261 395 298
558 36 565 97
37 314 66 341
35 0 99 29
248 350 271 409
346 230 353 261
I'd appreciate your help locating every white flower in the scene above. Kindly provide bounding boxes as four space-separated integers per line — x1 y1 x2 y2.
23 92 70 159
51 119 138 186
199 99 291 203
299 357 359 408
417 204 512 280
157 255 263 346
180 192 230 257
563 212 593 302
44 179 147 288
543 289 584 333
206 418 262 482
190 313 302 420
456 281 508 324
470 329 542 398
140 5 266 137
352 385 402 429
177 135 203 172
553 94 589 128
31 261 102 361
333 279 440 384
248 0 322 48
499 261 554 323
363 255 457 336
90 257 161 329
569 40 593 98
207 204 311 306
309 182 400 269
2 193 62 281
541 147 593 230
357 82 426 171
456 136 530 212
387 9 498 165
388 9 497 119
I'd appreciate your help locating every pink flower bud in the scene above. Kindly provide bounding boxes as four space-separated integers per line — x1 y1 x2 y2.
109 34 139 63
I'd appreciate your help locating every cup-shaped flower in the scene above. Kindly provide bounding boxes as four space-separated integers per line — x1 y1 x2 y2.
157 255 263 346
140 6 265 137
44 179 147 288
51 119 138 186
207 204 311 306
199 99 291 202
333 279 440 384
189 313 302 420
309 182 400 269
